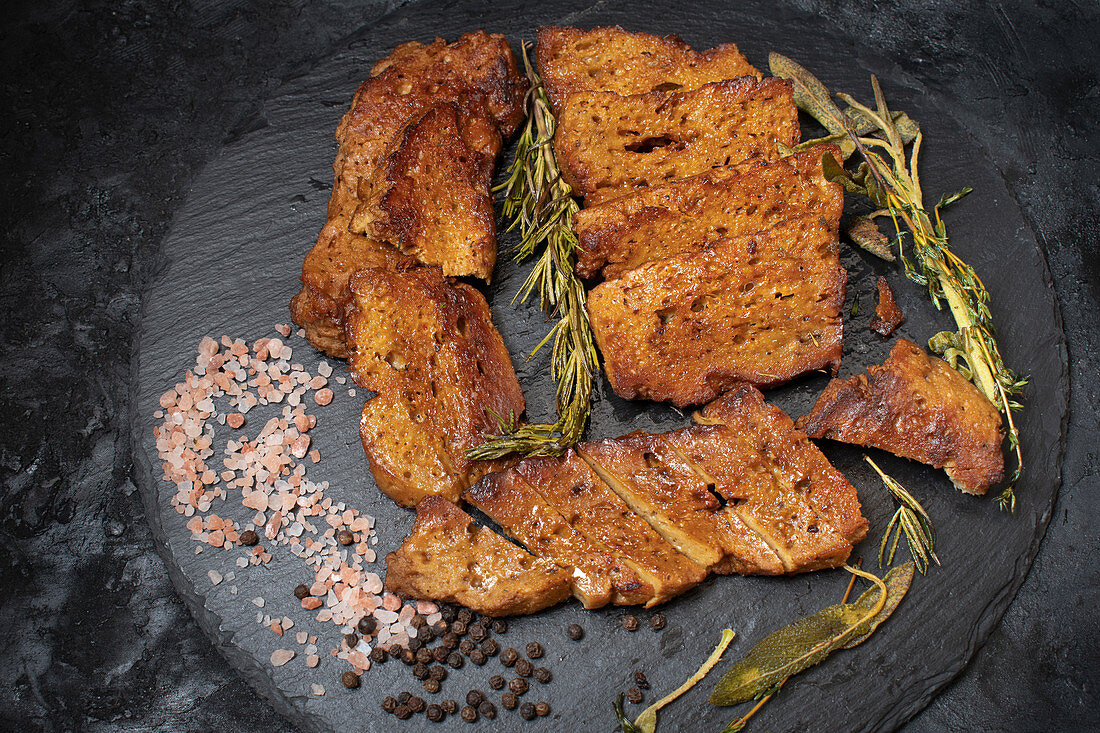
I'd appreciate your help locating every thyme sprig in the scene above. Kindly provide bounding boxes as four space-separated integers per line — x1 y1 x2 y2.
865 456 939 574
468 42 598 460
770 53 1027 511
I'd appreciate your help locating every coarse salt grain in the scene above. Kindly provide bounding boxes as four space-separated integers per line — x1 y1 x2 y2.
270 649 295 667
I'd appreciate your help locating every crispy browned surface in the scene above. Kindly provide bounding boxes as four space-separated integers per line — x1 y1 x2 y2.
574 147 843 280
553 77 798 203
464 472 654 608
536 25 759 114
587 216 846 406
515 451 706 606
871 276 906 336
385 496 572 617
291 32 527 357
349 102 499 281
797 339 1005 494
344 267 524 506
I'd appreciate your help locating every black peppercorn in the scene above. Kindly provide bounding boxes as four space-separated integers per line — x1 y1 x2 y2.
509 677 529 695
469 649 487 666
407 695 426 713
533 667 551 684
500 648 519 667
239 529 259 546
401 648 417 666
441 699 459 715
412 614 428 629
416 647 433 664
451 621 468 636
515 658 533 677
397 692 412 705
382 695 397 712
420 628 436 644
412 662 429 680
501 692 518 710
622 614 639 631
478 700 497 719
426 703 444 722
457 608 474 624
344 632 359 649
336 529 354 545
408 638 423 653
519 702 536 720
357 615 377 635
340 670 360 689
627 687 644 704
535 701 551 717
433 620 449 635
649 614 666 631
566 623 584 641
482 639 500 657
442 632 460 649
423 678 441 694
293 583 310 599
433 646 449 663
429 665 448 681
460 705 478 723
441 605 456 622
465 689 484 707
469 623 488 642
492 619 508 634
459 639 475 655
489 675 505 690
634 671 650 690
370 647 388 664
448 652 464 669
525 641 544 659
394 704 412 720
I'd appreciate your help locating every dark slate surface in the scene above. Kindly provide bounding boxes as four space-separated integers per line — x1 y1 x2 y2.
1 1 1096 731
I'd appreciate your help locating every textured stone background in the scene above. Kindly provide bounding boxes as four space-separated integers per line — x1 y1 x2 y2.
1 1 1096 730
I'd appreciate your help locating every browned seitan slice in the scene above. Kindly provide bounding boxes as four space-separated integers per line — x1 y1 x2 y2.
573 147 844 280
290 32 527 357
796 339 1005 494
344 267 524 506
535 25 759 114
464 471 654 608
586 215 847 407
553 77 798 204
385 496 571 617
514 451 706 606
870 276 906 337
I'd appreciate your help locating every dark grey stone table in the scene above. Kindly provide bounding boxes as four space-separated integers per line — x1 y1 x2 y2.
1 1 1096 730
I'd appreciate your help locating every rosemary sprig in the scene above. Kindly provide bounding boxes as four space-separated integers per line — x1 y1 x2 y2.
770 53 1027 511
865 456 940 574
468 42 599 460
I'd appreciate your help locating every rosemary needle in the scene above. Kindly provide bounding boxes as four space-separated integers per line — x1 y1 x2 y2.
865 455 940 574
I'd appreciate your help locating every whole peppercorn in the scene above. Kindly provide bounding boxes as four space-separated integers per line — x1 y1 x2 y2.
433 646 450 663
649 614 667 631
509 677 529 695
634 671 650 690
627 687 644 704
622 614 640 632
469 623 488 642
412 662 429 680
412 614 428 629
426 703 444 722
535 701 551 717
441 605 456 623
382 695 397 713
469 649 487 666
429 665 448 681
489 675 505 690
500 648 519 667
515 658 533 678
394 704 412 720
293 583 310 599
344 632 359 649
501 692 518 710
407 695 426 713
465 689 484 707
433 620 449 634
481 638 500 656
478 701 497 720
459 639 476 655
460 705 478 723
442 632 460 649
423 678 441 695
533 667 552 684
451 621 468 636
420 628 436 645
447 652 464 669
397 692 412 705
416 647 433 664
340 670 360 689
369 647 388 664
566 623 584 641
525 641 544 659
457 608 474 625
408 637 423 653
239 529 259 546
336 529 354 545
492 619 508 634
357 616 377 636
519 702 537 720
441 699 459 715
401 648 417 666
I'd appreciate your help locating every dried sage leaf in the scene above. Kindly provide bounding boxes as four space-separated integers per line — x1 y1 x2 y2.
847 215 896 261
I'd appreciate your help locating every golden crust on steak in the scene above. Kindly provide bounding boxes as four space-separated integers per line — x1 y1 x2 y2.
464 471 654 608
553 77 799 204
349 102 499 281
385 496 572 617
535 25 759 113
574 147 844 280
796 339 1005 494
344 267 524 506
291 32 527 357
514 451 706 607
586 216 847 407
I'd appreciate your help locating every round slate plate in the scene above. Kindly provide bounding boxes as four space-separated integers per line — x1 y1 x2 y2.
131 1 1068 730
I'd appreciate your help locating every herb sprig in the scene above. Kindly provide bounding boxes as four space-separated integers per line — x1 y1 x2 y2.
468 42 599 460
865 456 939 574
770 53 1027 511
